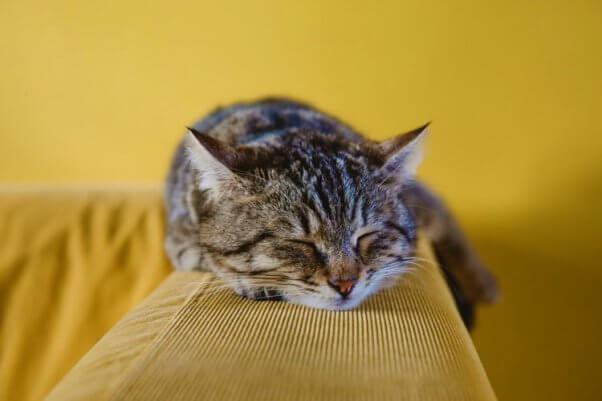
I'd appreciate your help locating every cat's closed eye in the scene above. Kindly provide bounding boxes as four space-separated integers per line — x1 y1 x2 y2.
354 231 377 263
277 239 326 266
355 227 408 263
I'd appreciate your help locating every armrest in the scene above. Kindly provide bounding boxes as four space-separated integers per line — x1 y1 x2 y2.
45 238 496 400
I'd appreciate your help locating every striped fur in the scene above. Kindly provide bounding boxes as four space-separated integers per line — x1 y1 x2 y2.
164 98 498 313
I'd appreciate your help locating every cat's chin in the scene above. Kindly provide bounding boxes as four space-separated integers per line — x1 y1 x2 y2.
286 294 367 311
325 299 365 311
231 288 365 310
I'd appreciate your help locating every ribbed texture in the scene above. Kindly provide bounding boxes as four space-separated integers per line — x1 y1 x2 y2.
44 273 206 401
47 240 496 401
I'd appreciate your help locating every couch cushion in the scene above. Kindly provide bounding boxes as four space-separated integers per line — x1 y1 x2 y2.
0 187 172 401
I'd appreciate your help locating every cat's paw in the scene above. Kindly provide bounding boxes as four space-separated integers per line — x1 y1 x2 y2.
460 258 500 304
234 287 285 302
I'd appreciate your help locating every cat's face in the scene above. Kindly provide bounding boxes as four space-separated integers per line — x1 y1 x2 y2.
186 126 426 310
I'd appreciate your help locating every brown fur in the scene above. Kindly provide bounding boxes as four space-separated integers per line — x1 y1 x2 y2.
164 98 499 316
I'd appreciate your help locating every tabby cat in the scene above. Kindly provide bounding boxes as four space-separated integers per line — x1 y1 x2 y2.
165 98 498 325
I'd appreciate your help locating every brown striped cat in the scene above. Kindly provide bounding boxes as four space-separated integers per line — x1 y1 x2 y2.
164 98 498 327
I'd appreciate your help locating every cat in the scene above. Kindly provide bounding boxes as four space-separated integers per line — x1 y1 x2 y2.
164 98 498 325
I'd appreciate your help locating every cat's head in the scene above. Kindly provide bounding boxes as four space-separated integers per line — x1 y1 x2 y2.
185 125 427 310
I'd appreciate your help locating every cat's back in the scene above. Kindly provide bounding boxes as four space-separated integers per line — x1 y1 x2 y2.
190 98 363 145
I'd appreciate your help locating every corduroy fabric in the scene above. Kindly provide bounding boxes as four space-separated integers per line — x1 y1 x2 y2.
46 240 496 401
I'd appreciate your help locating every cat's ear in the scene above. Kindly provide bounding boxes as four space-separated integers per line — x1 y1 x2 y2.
377 123 429 180
185 128 241 192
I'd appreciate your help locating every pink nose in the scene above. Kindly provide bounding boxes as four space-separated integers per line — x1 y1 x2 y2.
327 278 358 298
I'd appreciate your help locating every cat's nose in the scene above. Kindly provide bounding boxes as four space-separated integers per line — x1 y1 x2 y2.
327 277 358 298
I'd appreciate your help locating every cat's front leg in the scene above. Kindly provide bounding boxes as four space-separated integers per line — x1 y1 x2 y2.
234 287 285 302
164 219 204 271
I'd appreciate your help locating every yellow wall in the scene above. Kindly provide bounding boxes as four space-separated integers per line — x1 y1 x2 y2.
1 1 601 400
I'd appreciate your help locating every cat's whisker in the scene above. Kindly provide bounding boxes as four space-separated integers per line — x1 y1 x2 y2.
405 256 435 267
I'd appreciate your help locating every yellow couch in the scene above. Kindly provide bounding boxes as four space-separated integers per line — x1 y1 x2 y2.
1 188 495 401
2 1 601 399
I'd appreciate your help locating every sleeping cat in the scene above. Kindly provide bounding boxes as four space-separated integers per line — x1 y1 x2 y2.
164 98 498 324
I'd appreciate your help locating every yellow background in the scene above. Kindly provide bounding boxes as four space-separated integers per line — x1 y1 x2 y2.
1 1 601 400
